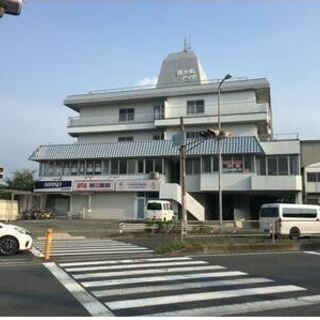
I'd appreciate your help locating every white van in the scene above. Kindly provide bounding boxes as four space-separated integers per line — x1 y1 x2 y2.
259 203 320 239
145 200 175 222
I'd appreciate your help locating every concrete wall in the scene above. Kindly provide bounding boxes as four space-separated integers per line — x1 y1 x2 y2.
78 130 164 143
165 91 259 118
301 140 320 167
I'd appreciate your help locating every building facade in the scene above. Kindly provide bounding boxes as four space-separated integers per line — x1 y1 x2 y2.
30 50 303 221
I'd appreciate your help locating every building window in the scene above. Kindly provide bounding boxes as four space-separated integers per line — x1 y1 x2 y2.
137 159 144 173
71 162 78 175
111 159 118 174
127 159 135 174
119 108 134 122
307 173 317 182
278 156 288 175
290 155 299 175
95 161 102 175
202 156 212 173
186 131 201 139
267 156 278 175
119 159 127 174
257 156 266 175
186 158 201 175
153 133 164 140
86 162 94 175
79 162 85 175
55 162 63 176
63 163 71 176
154 158 163 174
154 104 164 120
145 159 154 173
118 136 133 142
187 100 205 114
103 160 109 175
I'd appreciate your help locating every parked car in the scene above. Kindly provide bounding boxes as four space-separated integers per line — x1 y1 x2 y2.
145 200 175 222
259 203 320 239
0 222 33 255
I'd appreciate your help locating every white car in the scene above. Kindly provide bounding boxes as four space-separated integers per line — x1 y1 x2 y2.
0 222 33 255
145 200 175 222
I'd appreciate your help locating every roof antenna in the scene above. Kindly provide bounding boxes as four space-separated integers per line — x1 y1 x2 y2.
183 35 192 52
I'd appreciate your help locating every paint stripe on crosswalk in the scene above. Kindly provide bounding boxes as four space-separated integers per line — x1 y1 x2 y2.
106 285 306 310
52 250 154 256
59 257 193 267
73 265 225 279
81 271 247 288
66 260 207 272
92 277 274 298
147 294 320 317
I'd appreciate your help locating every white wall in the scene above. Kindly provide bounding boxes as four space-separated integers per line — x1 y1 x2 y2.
166 91 258 118
79 101 157 123
260 140 300 155
78 131 163 143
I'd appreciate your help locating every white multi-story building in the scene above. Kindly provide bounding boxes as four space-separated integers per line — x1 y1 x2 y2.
30 49 302 221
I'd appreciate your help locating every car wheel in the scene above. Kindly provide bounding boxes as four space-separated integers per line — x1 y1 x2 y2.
290 227 301 240
0 236 19 256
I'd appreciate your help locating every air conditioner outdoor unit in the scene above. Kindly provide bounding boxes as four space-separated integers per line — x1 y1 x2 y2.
149 172 160 180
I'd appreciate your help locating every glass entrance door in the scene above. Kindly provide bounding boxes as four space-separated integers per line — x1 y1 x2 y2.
137 198 145 220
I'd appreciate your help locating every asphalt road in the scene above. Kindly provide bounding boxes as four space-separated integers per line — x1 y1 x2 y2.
0 250 320 317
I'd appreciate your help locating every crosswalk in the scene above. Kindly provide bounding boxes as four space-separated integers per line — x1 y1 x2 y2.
33 239 154 258
44 256 320 317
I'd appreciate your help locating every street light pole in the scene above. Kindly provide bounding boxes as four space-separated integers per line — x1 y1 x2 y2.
217 74 232 233
180 117 187 242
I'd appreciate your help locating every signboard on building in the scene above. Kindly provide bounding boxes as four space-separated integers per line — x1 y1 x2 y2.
34 181 72 192
115 180 160 192
73 180 114 192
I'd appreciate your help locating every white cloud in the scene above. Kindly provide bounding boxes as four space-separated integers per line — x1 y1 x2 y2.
137 77 158 87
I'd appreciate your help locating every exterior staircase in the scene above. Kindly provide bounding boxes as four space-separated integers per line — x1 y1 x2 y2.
159 183 205 221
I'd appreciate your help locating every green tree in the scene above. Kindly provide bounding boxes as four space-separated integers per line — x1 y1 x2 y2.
6 169 35 191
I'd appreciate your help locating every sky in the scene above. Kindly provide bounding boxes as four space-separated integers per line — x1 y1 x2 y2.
1 0 320 178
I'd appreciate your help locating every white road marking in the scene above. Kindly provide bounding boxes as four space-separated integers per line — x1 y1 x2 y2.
73 265 225 279
81 271 247 288
148 294 320 317
304 251 320 256
66 260 207 272
92 277 274 298
60 257 193 267
40 247 151 253
30 246 44 257
106 285 306 310
35 244 143 249
52 250 154 256
43 262 114 317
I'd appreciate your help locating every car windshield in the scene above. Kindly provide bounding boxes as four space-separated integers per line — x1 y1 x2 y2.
147 203 162 210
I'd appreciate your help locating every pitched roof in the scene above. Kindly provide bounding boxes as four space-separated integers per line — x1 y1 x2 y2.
29 136 263 161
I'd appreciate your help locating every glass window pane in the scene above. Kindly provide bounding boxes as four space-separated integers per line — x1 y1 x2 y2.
196 100 205 113
127 159 135 174
213 156 219 172
95 161 102 175
79 162 85 175
268 156 278 175
111 160 118 174
290 155 299 175
71 162 78 175
194 158 200 174
119 159 127 174
146 159 154 173
278 156 288 175
233 156 243 172
307 173 317 182
223 156 233 173
257 157 266 175
103 160 109 174
244 156 253 173
202 157 212 173
137 159 144 173
154 158 162 173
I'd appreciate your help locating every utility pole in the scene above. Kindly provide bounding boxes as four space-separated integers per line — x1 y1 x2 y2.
179 117 187 242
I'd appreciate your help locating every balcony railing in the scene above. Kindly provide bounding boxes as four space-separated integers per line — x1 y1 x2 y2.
68 115 156 127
